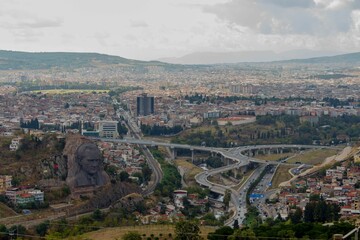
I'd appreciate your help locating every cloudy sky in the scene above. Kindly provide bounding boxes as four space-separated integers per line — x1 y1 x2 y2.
1 0 360 60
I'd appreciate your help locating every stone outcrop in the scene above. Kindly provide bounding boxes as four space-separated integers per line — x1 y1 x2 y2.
63 134 110 198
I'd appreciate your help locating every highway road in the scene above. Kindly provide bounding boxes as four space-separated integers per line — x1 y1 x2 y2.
249 165 277 219
96 134 337 226
116 108 163 196
99 103 342 226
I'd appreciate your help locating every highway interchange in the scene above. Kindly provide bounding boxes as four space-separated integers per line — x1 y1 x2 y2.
98 140 335 226
106 105 339 226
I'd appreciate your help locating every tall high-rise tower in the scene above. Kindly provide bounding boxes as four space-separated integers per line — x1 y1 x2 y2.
137 93 154 116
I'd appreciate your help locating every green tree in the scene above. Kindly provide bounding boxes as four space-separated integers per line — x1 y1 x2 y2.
175 220 201 240
119 171 130 182
142 164 152 183
229 228 256 240
277 229 296 239
35 220 50 236
92 209 104 221
233 219 240 229
0 224 7 239
8 225 26 239
122 231 142 240
223 189 231 209
289 207 303 224
208 226 234 240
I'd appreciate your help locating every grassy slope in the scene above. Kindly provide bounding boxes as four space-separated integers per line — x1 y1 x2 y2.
174 158 203 187
0 202 17 218
255 153 295 161
77 225 215 240
270 165 293 188
287 149 338 165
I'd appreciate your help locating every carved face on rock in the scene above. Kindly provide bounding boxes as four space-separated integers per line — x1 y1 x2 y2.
76 143 102 175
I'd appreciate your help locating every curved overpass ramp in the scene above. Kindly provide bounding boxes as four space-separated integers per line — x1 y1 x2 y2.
93 138 340 226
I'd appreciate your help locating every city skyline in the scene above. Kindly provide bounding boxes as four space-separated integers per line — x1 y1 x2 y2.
1 0 360 61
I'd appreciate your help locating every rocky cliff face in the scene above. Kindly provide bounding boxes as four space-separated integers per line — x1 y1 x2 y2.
39 154 67 182
63 133 110 197
62 133 93 172
1 134 66 185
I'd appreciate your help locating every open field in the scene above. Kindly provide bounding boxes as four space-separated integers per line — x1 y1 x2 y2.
0 202 17 218
78 224 216 240
270 165 293 188
31 89 109 94
255 153 295 161
286 149 338 165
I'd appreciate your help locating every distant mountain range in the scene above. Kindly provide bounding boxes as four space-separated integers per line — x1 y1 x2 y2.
158 50 350 65
0 50 164 71
1 50 360 71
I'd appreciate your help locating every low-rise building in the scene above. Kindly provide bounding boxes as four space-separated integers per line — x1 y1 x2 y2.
98 120 119 138
0 175 12 193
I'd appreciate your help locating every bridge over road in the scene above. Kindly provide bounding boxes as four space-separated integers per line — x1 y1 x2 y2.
93 137 340 226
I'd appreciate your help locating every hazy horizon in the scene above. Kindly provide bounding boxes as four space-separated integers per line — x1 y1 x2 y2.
1 0 360 61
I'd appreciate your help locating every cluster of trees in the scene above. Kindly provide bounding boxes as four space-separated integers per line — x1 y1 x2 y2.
254 114 360 145
184 93 317 105
185 186 210 199
181 197 209 219
184 93 210 104
205 156 224 168
174 113 350 147
0 224 27 240
207 221 355 240
172 129 228 148
20 118 40 129
117 122 128 135
323 97 352 107
108 86 143 97
151 149 181 198
105 163 152 185
18 82 110 92
174 111 360 147
303 198 340 223
184 93 357 110
256 115 299 127
121 220 355 240
141 124 183 136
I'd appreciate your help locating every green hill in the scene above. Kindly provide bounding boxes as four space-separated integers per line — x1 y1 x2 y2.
0 50 161 70
1 50 360 71
278 52 360 65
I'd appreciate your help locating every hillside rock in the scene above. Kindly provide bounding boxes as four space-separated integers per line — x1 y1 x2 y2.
63 133 110 198
74 182 141 214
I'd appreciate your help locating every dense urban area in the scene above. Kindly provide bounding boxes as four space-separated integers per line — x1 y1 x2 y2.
0 51 360 239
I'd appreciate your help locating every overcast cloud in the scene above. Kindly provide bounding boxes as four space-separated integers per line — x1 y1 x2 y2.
0 0 359 60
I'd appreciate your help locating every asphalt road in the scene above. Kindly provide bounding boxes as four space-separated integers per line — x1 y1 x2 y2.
117 108 163 196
